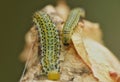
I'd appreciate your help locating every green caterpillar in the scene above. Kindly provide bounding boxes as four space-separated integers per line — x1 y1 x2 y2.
62 8 85 45
33 11 60 80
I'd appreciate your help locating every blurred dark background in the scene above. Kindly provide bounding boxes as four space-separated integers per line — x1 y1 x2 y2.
0 0 120 82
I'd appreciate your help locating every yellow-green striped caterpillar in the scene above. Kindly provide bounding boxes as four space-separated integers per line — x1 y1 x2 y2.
33 11 60 80
62 8 85 45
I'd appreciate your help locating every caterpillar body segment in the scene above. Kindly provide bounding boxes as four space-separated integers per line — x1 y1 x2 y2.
62 8 85 45
33 11 60 78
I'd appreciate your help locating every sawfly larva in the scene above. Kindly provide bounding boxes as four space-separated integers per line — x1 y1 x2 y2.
62 8 85 45
33 11 60 80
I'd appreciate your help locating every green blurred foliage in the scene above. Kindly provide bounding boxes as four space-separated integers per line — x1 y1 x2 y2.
0 0 120 82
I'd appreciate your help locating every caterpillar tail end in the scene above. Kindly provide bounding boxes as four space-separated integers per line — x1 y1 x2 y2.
79 8 86 18
62 34 71 46
48 70 60 80
63 39 70 46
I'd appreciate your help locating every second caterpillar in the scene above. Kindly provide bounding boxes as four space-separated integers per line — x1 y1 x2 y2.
62 8 85 45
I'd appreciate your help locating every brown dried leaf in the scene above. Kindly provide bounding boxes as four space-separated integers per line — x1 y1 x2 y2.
72 21 120 82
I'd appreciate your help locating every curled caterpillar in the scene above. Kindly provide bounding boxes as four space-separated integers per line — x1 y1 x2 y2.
62 8 85 46
33 11 60 80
